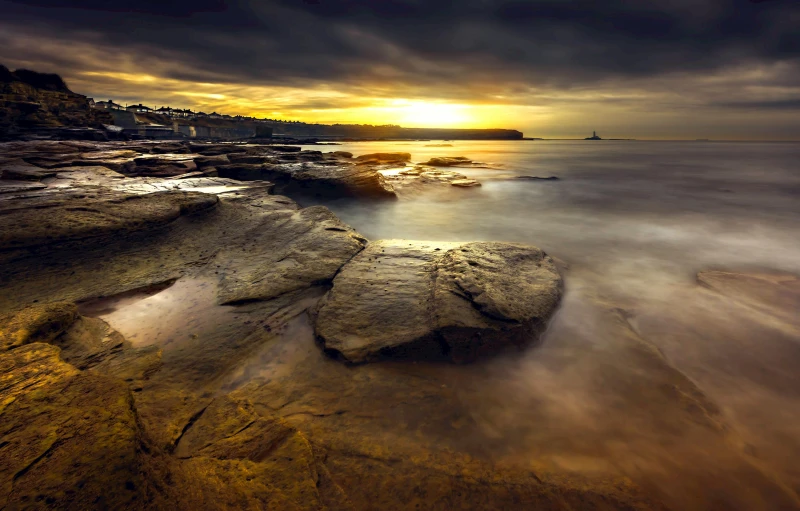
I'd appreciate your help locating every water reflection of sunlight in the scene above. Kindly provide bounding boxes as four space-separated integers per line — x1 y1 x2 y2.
89 277 239 349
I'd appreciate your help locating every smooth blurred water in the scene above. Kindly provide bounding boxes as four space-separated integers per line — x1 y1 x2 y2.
302 140 800 279
296 140 800 509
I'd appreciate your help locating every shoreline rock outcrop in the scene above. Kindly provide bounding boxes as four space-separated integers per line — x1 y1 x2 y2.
0 138 674 511
314 240 563 363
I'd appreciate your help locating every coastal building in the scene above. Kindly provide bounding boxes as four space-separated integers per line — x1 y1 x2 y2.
94 99 124 111
155 106 173 116
585 130 602 140
126 103 152 113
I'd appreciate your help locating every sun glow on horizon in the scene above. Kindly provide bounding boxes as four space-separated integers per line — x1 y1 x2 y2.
389 100 472 128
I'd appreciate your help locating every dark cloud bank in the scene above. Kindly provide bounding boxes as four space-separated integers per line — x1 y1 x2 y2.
1 0 798 136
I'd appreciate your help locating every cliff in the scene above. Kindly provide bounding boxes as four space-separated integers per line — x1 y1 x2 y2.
0 65 113 138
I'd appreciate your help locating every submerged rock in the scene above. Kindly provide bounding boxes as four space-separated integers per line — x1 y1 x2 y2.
314 240 562 363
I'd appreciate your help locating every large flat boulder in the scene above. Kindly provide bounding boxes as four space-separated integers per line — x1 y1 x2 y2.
314 240 563 363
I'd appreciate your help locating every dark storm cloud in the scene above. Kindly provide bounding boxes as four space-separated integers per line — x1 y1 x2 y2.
1 0 798 94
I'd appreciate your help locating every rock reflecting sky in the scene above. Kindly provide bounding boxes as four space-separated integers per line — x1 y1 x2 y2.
2 0 798 139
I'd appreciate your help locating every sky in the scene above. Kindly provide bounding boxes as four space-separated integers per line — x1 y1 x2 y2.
1 0 798 140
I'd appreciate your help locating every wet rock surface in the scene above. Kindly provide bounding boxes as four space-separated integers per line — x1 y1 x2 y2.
315 240 562 363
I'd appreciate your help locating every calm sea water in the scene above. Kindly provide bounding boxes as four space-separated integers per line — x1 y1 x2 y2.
296 140 800 509
300 140 800 276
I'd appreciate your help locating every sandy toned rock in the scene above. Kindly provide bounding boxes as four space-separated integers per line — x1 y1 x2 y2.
0 344 145 509
314 240 562 363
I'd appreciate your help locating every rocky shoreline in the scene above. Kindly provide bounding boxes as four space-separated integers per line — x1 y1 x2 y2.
0 138 667 510
2 139 799 510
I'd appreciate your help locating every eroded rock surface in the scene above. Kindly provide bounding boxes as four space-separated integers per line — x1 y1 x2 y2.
315 240 563 363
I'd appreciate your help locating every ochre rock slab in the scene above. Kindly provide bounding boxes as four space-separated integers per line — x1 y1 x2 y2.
0 344 145 509
314 240 562 363
0 302 77 352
